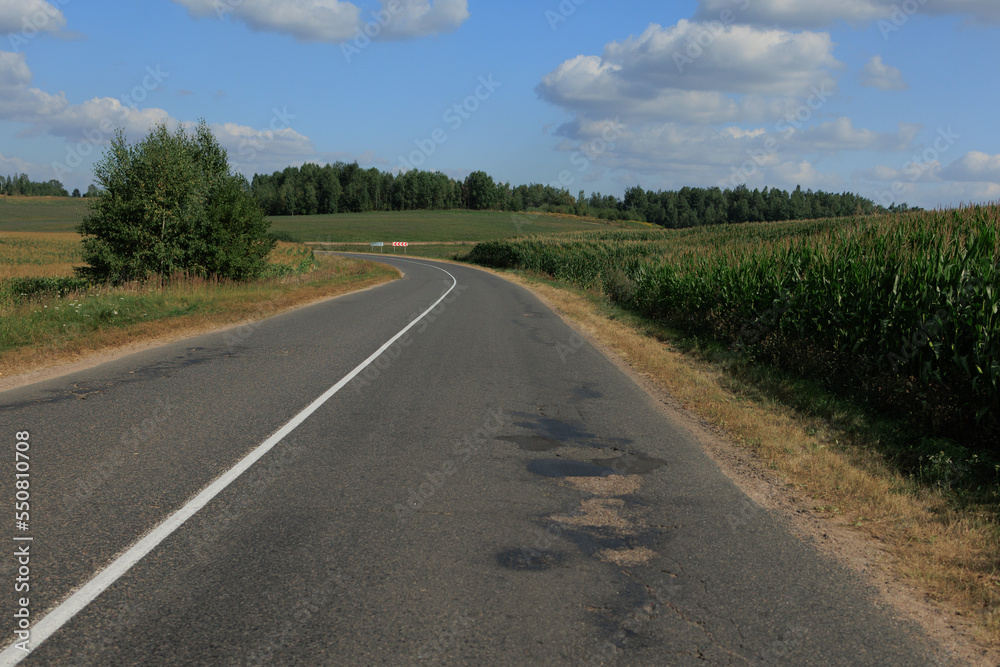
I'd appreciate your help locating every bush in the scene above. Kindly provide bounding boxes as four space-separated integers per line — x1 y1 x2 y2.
267 230 299 243
0 276 90 304
77 121 275 283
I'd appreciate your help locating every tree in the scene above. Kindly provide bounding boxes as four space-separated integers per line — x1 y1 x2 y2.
72 188 81 198
463 171 498 210
77 121 274 283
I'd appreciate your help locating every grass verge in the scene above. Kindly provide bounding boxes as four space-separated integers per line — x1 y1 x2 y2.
0 254 397 380
485 265 1000 655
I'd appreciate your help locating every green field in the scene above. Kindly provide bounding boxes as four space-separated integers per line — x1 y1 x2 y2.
268 210 648 242
0 198 647 241
0 197 90 231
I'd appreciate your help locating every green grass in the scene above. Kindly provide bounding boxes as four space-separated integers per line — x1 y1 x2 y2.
268 210 647 242
0 197 90 232
0 199 647 241
0 255 396 369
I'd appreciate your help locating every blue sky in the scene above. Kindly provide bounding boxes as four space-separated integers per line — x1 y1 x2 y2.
1 0 999 208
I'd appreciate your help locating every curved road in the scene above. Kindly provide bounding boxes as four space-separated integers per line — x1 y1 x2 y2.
0 255 946 665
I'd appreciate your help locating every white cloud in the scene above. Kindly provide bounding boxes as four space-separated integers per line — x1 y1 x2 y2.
540 62 798 126
219 121 316 173
0 52 172 140
535 19 930 193
696 0 1000 28
786 117 918 152
0 50 68 121
0 0 66 36
941 151 1000 183
878 182 1000 209
0 50 316 181
772 160 845 190
855 161 942 184
0 151 43 176
537 22 839 126
859 55 908 91
600 22 837 95
554 117 915 180
172 0 469 43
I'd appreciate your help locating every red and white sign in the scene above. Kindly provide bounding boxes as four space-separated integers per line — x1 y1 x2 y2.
392 242 409 247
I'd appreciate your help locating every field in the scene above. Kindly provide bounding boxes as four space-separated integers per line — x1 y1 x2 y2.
269 209 648 242
469 206 1000 461
0 231 83 278
0 196 90 231
0 197 647 240
0 200 644 375
310 242 476 260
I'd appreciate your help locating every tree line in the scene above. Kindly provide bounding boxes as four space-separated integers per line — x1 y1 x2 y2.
250 163 906 228
4 161 913 229
1 173 68 197
1 173 100 198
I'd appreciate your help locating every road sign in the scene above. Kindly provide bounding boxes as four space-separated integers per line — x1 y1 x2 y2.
371 242 384 247
392 242 408 247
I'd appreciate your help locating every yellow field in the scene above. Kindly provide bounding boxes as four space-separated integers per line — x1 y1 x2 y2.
0 232 83 279
0 233 308 280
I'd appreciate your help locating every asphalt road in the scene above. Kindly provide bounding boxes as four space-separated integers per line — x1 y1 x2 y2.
0 255 949 665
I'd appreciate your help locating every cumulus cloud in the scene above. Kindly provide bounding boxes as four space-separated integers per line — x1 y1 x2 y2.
219 120 316 171
0 0 66 37
941 151 1000 183
0 50 68 121
0 151 43 176
859 55 908 91
172 0 469 43
537 22 839 126
856 161 942 184
695 0 1000 28
541 62 799 126
535 20 928 192
0 50 315 179
785 117 919 152
562 22 837 97
772 160 845 190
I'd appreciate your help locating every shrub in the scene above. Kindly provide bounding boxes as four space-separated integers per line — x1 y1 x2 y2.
77 121 275 283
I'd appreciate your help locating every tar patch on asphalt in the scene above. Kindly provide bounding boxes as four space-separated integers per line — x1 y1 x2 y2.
495 548 566 571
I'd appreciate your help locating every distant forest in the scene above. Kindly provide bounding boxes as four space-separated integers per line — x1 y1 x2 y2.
1 173 69 197
250 163 915 229
1 173 98 198
4 165 918 229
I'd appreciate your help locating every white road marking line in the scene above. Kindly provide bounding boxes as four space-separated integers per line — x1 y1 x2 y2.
0 261 458 666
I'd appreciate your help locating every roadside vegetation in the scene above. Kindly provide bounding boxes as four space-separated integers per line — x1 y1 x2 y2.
0 234 394 377
470 207 999 458
0 124 398 378
467 205 1000 640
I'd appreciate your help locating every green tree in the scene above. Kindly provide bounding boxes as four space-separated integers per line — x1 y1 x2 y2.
463 171 498 210
77 121 274 283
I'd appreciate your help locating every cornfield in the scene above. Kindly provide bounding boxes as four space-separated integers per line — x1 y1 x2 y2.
469 206 1000 449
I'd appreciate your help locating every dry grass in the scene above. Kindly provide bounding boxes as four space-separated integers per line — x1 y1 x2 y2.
495 269 1000 650
0 231 82 278
1 251 398 380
